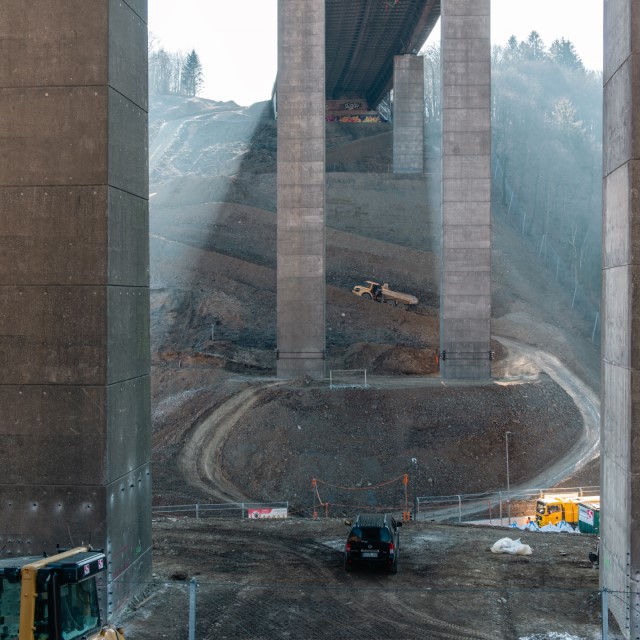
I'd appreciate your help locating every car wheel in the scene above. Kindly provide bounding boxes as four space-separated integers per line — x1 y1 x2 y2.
344 557 352 572
389 559 398 574
362 293 371 300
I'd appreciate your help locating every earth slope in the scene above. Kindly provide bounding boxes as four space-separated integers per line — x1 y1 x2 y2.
148 94 600 509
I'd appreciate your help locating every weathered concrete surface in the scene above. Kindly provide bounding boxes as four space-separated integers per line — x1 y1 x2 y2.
601 0 640 635
393 55 425 173
0 0 150 618
439 0 491 379
276 0 326 378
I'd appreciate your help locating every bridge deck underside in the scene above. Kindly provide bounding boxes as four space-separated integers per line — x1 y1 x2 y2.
325 0 440 106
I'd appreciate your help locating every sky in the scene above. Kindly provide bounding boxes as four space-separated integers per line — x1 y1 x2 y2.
148 0 603 106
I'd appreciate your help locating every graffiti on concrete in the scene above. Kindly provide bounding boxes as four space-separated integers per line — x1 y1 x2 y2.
325 114 381 123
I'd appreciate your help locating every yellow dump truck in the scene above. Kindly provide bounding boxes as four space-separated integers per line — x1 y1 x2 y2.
535 494 600 527
352 281 418 307
0 546 124 640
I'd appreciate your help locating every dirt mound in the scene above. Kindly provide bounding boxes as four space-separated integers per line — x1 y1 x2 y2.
342 342 438 375
214 374 581 514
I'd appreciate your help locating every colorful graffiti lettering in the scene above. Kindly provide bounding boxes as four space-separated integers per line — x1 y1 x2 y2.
343 102 362 111
325 114 381 123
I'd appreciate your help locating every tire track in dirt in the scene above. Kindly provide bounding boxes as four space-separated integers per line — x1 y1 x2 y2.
178 380 287 502
423 336 600 521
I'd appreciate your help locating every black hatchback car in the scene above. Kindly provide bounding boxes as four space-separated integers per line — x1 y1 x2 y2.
344 513 402 573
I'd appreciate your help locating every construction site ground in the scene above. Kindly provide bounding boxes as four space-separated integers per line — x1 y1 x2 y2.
124 517 613 640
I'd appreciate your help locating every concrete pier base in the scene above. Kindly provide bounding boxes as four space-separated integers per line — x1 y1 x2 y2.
276 0 326 379
601 0 640 635
0 0 151 616
439 0 492 380
393 55 425 174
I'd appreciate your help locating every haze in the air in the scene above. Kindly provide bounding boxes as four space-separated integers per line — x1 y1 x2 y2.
148 0 603 106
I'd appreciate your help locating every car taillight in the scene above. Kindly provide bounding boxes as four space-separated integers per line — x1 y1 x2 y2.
388 542 395 554
346 542 351 552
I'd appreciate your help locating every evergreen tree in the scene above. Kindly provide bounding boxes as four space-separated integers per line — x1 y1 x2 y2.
522 31 546 61
550 38 584 71
181 49 204 97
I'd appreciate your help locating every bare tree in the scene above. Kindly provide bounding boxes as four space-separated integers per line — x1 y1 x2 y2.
421 44 440 120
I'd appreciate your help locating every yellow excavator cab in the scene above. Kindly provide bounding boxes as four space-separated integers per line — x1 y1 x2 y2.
0 546 124 640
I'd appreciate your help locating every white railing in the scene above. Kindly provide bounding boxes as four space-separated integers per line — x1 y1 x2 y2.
152 501 288 519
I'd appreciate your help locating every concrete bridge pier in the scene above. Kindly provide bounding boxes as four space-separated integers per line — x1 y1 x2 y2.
0 0 151 615
601 0 640 634
439 0 492 380
276 0 326 379
393 54 425 174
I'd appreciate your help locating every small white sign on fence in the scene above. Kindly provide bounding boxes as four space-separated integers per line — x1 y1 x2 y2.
247 507 288 519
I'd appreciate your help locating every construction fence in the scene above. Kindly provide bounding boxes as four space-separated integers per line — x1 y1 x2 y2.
415 485 600 525
152 501 289 520
117 579 626 639
151 485 599 526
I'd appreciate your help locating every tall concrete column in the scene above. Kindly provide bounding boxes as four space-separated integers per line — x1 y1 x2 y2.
601 0 640 634
276 0 326 378
393 55 425 173
0 0 150 616
439 0 491 379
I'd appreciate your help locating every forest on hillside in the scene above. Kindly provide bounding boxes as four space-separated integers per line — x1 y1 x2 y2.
424 33 603 312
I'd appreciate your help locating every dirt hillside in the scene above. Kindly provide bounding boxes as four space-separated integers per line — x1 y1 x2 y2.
148 94 600 511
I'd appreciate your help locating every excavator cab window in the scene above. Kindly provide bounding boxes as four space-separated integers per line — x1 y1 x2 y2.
58 579 100 640
0 577 21 640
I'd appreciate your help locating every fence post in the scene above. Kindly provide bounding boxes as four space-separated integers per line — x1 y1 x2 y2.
602 587 608 640
457 495 462 523
195 503 199 519
189 577 197 640
499 492 503 525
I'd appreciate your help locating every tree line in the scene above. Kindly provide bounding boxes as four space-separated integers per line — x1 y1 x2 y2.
149 34 204 97
422 32 603 308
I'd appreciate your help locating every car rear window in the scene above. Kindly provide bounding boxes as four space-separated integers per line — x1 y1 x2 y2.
348 525 393 544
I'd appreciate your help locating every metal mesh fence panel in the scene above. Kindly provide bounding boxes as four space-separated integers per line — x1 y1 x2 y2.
120 582 625 639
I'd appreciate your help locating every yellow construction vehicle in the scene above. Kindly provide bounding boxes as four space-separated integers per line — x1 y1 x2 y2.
352 281 418 307
535 494 600 528
0 546 124 640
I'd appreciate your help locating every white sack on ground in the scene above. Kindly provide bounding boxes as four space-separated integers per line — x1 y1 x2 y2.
491 537 533 555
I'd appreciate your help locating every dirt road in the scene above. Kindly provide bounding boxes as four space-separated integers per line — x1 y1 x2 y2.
179 380 287 502
495 337 600 487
